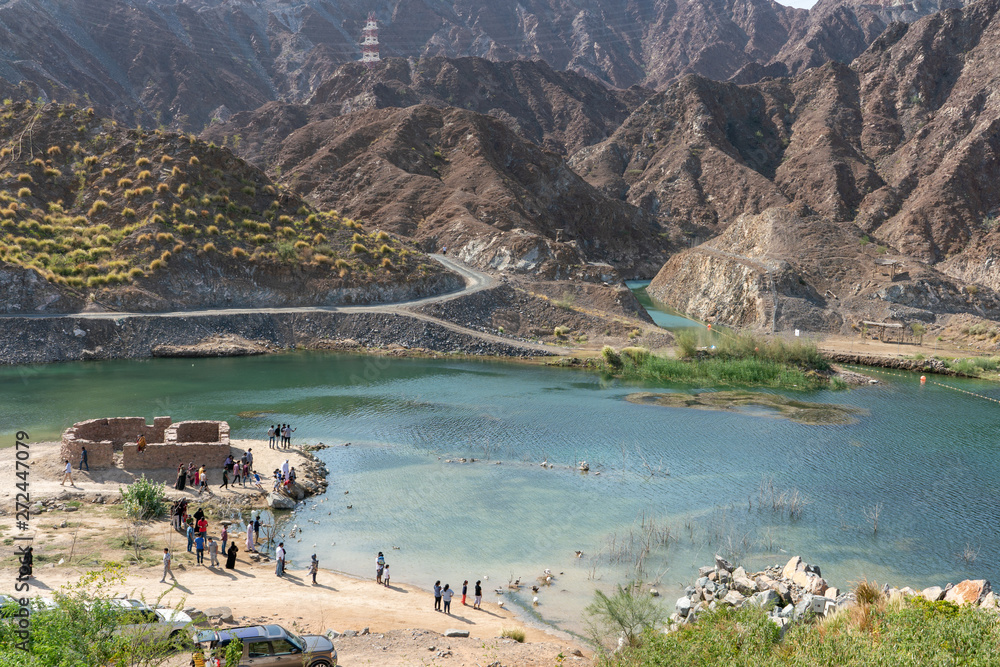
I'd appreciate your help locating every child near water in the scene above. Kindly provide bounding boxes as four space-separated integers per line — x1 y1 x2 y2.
383 564 390 587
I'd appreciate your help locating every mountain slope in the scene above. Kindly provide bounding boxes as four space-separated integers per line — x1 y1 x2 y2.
0 100 453 312
573 0 1000 282
0 0 972 131
270 104 670 278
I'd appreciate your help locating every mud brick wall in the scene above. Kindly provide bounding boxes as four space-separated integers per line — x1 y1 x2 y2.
66 417 172 447
167 421 228 444
59 436 114 468
122 442 231 470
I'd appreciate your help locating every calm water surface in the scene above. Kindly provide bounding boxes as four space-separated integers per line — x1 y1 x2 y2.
2 352 999 633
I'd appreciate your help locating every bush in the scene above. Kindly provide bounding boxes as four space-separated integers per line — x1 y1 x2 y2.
585 584 665 651
17 187 31 198
351 243 368 254
554 325 570 337
602 345 623 369
120 476 166 520
675 330 699 359
500 628 525 643
232 247 247 258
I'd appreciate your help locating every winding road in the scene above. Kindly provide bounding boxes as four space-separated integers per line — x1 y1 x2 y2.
4 255 569 356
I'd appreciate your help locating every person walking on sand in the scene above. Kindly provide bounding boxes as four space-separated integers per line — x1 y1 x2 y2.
160 548 176 583
474 580 482 609
78 446 89 472
208 537 219 567
383 564 390 587
220 467 229 490
275 542 285 577
226 542 238 569
252 471 264 492
186 523 195 552
434 581 442 611
60 460 74 486
462 580 468 606
442 584 454 614
268 425 276 448
309 554 319 585
194 534 205 565
376 552 385 583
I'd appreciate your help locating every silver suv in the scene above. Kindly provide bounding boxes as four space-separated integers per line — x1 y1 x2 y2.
194 624 336 666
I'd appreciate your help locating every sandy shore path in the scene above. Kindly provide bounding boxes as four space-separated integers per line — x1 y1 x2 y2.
0 439 591 665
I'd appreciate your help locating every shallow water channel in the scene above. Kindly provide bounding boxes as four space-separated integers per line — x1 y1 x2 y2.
3 343 1000 633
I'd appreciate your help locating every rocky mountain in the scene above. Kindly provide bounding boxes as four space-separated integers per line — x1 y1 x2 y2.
202 56 650 164
267 103 670 279
0 0 970 131
0 100 454 313
573 0 1000 276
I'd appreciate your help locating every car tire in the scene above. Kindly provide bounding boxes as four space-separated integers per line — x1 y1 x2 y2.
169 629 192 649
311 661 333 667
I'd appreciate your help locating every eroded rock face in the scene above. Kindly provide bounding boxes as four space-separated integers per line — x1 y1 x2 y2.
647 207 1000 334
0 263 84 314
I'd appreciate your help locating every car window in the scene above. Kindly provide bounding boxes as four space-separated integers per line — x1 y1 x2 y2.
247 641 271 658
271 639 299 655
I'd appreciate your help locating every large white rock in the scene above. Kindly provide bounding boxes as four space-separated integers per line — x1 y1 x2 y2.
921 586 944 602
675 597 693 617
944 580 991 606
267 493 296 510
782 556 803 580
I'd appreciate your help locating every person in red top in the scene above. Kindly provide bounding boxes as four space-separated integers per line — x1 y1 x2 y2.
196 517 208 538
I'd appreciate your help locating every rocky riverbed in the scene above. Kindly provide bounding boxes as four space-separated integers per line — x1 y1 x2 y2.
672 554 996 636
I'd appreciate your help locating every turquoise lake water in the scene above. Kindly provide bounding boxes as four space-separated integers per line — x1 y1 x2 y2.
2 347 999 633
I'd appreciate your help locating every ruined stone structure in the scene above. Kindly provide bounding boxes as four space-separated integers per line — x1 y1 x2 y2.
61 417 230 470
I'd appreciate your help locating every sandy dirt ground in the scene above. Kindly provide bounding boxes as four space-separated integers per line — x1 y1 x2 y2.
0 441 591 666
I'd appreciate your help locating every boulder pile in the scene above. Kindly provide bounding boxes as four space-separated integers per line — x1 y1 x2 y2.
672 554 996 635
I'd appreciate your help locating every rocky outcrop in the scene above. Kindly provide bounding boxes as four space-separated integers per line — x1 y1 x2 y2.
673 555 998 635
647 207 1000 334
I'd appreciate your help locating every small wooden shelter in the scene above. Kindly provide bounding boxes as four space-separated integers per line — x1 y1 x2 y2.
874 258 903 280
860 321 905 342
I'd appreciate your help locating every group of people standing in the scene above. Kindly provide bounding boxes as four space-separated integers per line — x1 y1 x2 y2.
173 450 256 495
433 579 482 612
268 424 296 448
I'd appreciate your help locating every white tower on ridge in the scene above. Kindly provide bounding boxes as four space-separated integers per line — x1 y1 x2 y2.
360 13 380 68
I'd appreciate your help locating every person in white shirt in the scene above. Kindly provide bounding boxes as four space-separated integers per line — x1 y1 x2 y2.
160 548 176 583
60 460 73 486
275 542 286 577
442 584 454 614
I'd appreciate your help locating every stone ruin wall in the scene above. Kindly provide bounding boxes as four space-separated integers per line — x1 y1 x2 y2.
123 442 231 470
61 417 229 469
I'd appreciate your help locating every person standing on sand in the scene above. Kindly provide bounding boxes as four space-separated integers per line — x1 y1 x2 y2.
442 584 453 614
268 425 276 448
309 554 319 585
462 580 468 606
245 529 255 553
175 464 186 491
434 581 442 611
275 542 285 577
474 580 482 609
208 537 219 567
160 548 176 583
226 542 238 569
197 515 208 539
246 448 254 473
79 446 89 472
376 552 385 583
281 459 290 481
220 525 228 554
383 564 390 587
60 460 73 486
186 523 194 552
194 534 205 565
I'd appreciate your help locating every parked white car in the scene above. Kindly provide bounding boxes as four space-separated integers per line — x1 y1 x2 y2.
106 599 193 646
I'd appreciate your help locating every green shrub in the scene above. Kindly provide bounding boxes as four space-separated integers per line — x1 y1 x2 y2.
602 345 623 369
585 583 665 651
120 476 166 520
500 628 525 643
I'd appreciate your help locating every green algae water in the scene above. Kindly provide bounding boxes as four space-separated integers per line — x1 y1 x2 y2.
2 352 999 634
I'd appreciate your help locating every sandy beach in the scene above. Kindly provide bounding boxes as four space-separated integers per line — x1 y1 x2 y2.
0 440 591 665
